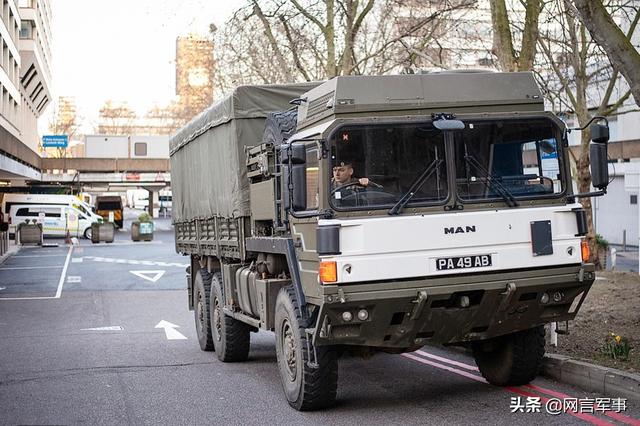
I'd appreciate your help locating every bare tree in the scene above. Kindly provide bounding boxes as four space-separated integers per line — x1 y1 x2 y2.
97 100 137 135
47 97 79 158
489 0 542 71
572 0 640 108
536 0 635 266
213 0 476 92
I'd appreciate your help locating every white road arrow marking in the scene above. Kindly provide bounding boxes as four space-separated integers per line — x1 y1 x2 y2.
81 326 123 331
155 320 187 340
130 270 165 282
0 287 5 291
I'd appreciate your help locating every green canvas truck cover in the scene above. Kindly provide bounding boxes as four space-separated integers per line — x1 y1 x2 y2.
169 83 319 222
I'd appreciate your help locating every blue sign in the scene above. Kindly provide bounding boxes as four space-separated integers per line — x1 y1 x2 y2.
540 139 557 159
42 135 68 148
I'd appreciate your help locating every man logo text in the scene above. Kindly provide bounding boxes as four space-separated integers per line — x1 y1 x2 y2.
444 226 476 235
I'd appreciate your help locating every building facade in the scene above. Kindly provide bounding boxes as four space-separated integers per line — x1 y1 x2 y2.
0 0 51 182
175 34 214 116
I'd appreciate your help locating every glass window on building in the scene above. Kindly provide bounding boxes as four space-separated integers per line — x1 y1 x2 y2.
19 20 33 39
631 194 638 205
134 142 147 156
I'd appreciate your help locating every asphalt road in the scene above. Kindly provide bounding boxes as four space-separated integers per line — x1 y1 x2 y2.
1 225 639 425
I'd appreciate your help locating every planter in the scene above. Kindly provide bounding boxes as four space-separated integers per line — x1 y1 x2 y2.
17 223 43 245
131 221 154 241
91 222 115 244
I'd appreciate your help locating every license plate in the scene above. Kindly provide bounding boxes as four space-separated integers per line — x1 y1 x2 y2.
436 254 492 271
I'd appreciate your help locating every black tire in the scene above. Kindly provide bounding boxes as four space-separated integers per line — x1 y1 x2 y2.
263 109 298 146
472 326 546 386
194 269 214 351
275 287 338 411
83 227 92 240
209 272 250 362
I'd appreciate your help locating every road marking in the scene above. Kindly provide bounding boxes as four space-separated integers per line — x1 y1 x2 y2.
130 270 165 282
72 257 83 263
14 254 68 258
415 349 479 371
0 245 73 301
0 266 63 270
0 287 5 291
83 256 187 268
54 245 73 298
80 241 162 247
402 353 613 425
155 320 187 340
81 326 123 331
67 276 82 283
406 350 628 425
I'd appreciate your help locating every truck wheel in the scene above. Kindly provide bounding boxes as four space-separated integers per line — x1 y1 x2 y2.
275 287 338 411
194 270 214 351
472 326 545 386
263 110 298 145
209 272 250 362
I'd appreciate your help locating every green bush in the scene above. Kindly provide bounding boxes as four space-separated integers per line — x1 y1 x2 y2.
138 212 153 223
595 233 609 249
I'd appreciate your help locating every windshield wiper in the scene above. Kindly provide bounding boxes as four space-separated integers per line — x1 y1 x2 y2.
388 159 444 215
464 155 518 207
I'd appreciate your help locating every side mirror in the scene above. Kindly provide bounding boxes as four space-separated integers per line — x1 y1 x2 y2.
280 143 306 165
281 143 307 211
590 123 609 144
589 127 609 190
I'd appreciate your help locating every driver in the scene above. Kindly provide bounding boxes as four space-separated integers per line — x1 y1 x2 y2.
332 160 369 189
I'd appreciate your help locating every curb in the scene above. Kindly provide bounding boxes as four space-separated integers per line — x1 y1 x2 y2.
542 353 640 402
0 243 19 266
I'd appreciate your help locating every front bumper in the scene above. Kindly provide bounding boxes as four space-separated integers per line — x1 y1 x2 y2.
313 264 595 348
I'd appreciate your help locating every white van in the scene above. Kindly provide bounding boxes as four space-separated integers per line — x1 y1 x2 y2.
9 204 95 239
1 194 102 224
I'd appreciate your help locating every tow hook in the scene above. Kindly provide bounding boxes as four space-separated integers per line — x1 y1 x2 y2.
498 282 517 312
408 291 428 321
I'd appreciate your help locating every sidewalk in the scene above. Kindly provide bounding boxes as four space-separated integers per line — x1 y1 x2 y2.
0 239 20 265
607 245 639 273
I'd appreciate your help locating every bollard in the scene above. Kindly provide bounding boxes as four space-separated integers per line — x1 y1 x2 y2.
610 248 616 271
623 230 627 252
546 322 558 347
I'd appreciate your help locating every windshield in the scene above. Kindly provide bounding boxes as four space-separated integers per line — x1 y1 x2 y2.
329 122 448 210
73 203 93 217
454 118 563 202
97 201 122 210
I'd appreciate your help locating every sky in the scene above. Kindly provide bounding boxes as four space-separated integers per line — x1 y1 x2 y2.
44 0 242 134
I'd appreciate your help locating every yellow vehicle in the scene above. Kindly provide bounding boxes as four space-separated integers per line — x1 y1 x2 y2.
95 195 124 228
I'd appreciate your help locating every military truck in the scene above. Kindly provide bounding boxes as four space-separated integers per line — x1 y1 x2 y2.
170 73 610 411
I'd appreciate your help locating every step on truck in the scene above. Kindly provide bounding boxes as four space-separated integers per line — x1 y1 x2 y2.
170 73 610 411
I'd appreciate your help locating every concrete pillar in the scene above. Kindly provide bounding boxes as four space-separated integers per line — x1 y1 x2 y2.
147 188 159 218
